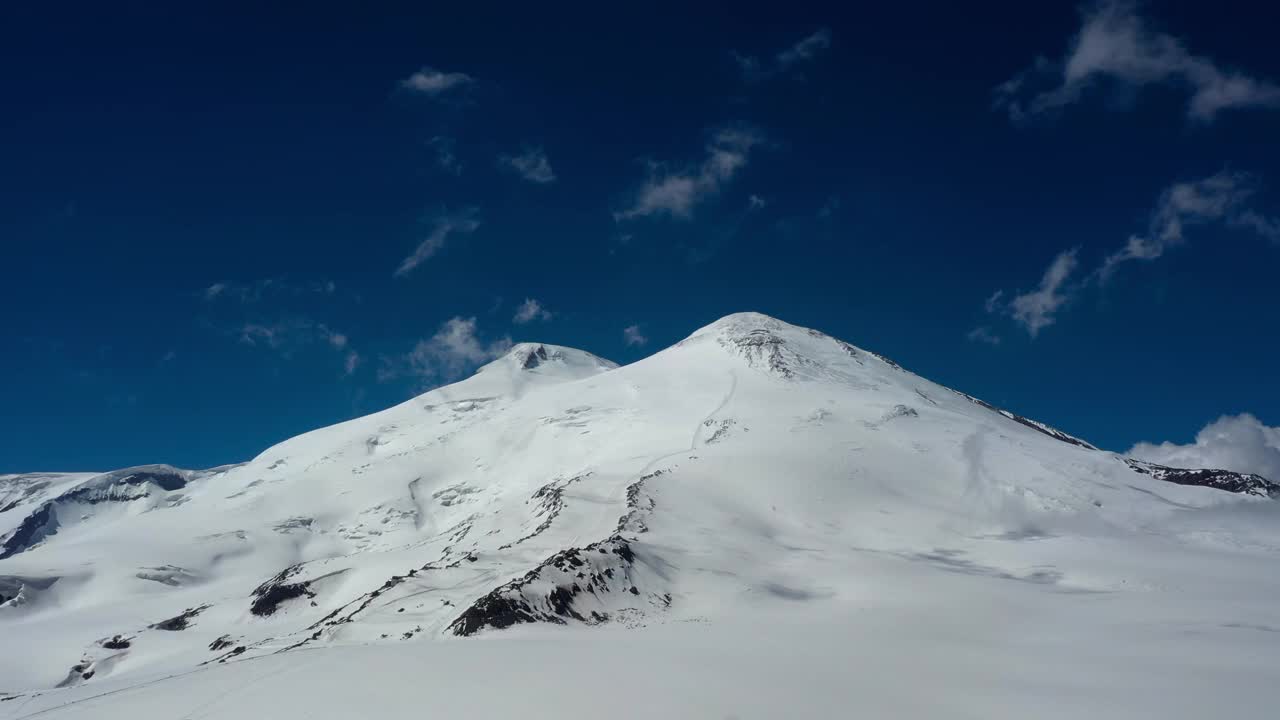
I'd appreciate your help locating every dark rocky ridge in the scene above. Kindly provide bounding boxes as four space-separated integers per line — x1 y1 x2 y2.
1124 459 1279 498
250 566 317 617
448 535 658 636
0 467 190 560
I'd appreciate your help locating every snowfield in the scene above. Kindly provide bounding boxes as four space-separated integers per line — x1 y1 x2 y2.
2 312 1278 718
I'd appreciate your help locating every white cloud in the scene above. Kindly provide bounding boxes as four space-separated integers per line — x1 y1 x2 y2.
1129 413 1280 481
238 322 288 349
403 316 512 380
983 290 1005 314
1100 171 1279 279
395 208 481 277
996 1 1280 123
985 171 1278 336
235 319 356 375
748 194 767 210
623 324 648 347
201 277 336 303
966 327 1002 346
512 298 552 325
735 28 832 82
343 351 361 376
400 66 474 96
991 248 1080 337
616 128 763 221
500 146 556 184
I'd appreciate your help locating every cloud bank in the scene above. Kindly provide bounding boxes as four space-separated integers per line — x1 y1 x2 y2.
1129 413 1280 481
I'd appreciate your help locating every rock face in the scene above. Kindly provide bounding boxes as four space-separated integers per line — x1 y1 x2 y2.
0 466 195 560
1 311 1275 695
449 536 660 636
1123 459 1280 498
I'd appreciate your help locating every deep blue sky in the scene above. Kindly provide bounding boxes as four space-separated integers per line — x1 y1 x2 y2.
3 1 1279 472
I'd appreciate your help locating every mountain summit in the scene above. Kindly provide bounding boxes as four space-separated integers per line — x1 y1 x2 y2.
2 313 1278 714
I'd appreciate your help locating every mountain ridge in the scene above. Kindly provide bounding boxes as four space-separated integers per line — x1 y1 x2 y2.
1 311 1277 703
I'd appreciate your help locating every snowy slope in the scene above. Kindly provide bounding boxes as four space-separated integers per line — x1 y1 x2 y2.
3 314 1279 718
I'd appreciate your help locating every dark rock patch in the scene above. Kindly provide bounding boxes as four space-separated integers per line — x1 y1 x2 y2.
250 571 316 617
498 473 590 550
208 635 235 652
450 535 657 637
1125 459 1279 498
101 635 131 650
0 503 57 560
150 604 210 631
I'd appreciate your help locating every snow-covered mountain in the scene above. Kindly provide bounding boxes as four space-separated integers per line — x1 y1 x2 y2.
3 313 1279 719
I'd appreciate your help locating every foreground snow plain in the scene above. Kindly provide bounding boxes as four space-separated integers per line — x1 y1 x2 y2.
3 313 1279 718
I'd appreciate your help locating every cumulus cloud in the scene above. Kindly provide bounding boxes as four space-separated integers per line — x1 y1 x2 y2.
400 66 474 96
623 324 648 347
988 248 1080 337
734 28 832 82
616 127 763 221
395 208 481 277
1129 413 1280 481
512 298 552 324
996 1 1280 123
399 316 512 381
500 146 556 184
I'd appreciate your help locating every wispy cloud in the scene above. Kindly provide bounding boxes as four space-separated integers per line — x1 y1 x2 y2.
623 324 648 347
1099 171 1279 280
990 248 1081 337
967 327 1002 346
512 298 553 325
202 277 336 304
985 170 1279 336
616 127 763 221
500 146 556 184
382 316 512 382
234 317 358 376
237 318 346 353
395 208 481 277
734 28 832 82
428 136 462 174
343 351 361 376
400 66 475 96
996 0 1280 123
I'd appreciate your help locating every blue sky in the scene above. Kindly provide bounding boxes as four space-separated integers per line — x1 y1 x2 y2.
3 1 1279 473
